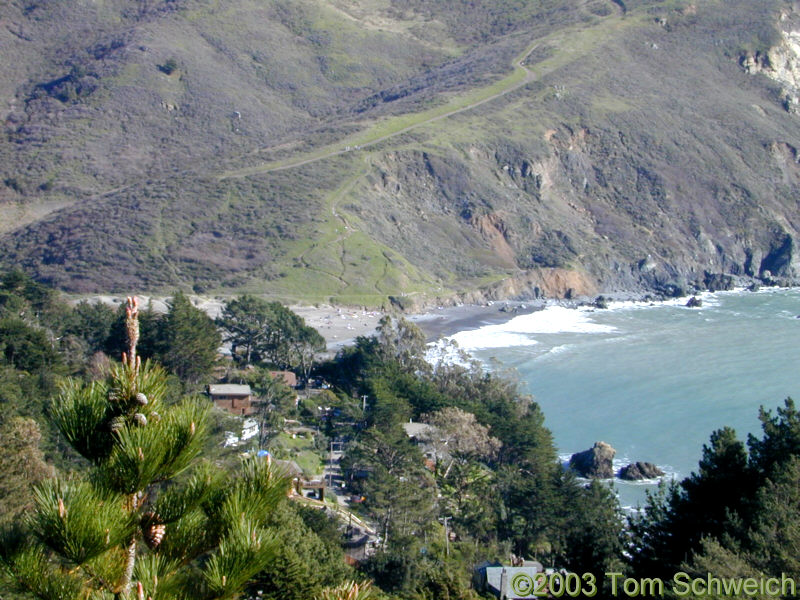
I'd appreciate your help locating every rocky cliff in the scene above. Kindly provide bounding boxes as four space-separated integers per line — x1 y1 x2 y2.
1 0 799 303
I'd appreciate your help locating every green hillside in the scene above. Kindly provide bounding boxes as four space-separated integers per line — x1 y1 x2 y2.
2 0 799 304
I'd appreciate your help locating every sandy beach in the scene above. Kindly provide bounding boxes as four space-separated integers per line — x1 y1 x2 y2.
296 300 559 349
289 305 385 351
410 301 546 341
73 294 389 352
72 294 601 352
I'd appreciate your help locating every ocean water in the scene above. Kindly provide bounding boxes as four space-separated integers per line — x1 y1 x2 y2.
446 288 800 510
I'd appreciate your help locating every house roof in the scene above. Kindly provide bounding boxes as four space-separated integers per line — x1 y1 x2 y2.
208 384 252 396
403 422 433 438
270 370 297 387
273 459 304 478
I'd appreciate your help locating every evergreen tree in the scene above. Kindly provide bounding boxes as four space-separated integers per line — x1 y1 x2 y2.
0 270 57 322
679 537 768 600
64 301 117 355
258 303 322 374
245 503 352 600
157 291 221 385
216 296 274 366
286 324 325 384
551 476 625 577
247 370 296 449
628 426 751 579
748 398 800 480
343 426 437 547
0 317 61 372
0 417 55 527
0 297 290 600
217 296 323 378
744 456 800 578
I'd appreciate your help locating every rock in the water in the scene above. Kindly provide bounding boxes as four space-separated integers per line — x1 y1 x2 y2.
618 462 665 480
569 442 616 478
703 272 735 292
594 295 609 309
659 283 686 298
686 296 702 308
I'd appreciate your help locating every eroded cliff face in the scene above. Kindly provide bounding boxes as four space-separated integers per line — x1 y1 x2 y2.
356 117 800 303
741 9 800 112
3 0 800 303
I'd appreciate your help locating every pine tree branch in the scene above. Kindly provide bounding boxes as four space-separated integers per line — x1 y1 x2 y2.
79 562 113 593
120 297 141 597
120 491 141 596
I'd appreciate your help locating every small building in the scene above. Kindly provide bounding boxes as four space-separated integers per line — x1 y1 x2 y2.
208 384 254 416
473 562 544 599
300 479 326 502
270 370 297 388
403 422 438 469
271 458 318 497
402 422 434 441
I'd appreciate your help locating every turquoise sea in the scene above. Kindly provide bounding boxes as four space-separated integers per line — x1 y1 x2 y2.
446 288 800 510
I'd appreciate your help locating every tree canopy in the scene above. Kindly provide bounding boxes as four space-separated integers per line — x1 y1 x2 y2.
216 295 324 378
0 297 291 600
629 397 800 585
157 291 221 384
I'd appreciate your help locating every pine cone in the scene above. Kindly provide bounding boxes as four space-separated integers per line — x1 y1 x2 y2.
135 392 148 405
142 512 166 549
134 413 147 427
144 523 166 548
110 416 126 433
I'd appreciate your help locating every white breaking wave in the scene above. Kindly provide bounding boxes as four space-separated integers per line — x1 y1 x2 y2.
432 288 774 355
502 306 618 334
546 344 572 356
445 305 615 351
449 330 539 350
602 290 722 312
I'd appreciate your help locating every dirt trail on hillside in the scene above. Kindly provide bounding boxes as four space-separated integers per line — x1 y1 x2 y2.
218 39 541 179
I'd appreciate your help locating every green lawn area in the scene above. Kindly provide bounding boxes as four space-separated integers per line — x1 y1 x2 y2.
270 431 324 478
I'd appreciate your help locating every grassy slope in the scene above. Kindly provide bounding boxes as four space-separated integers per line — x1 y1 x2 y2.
2 0 800 303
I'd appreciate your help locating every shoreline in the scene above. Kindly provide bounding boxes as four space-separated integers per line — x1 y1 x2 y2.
457 285 800 511
408 290 663 343
412 284 800 346
72 284 795 353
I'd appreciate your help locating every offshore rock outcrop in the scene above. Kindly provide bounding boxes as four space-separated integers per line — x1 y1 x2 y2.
618 462 665 480
569 442 616 479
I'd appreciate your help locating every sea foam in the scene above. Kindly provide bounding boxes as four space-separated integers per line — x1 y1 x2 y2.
446 305 615 350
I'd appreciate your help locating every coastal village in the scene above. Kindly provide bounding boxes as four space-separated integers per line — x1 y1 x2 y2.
3 267 800 599
206 374 381 567
3 0 800 597
195 294 670 585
